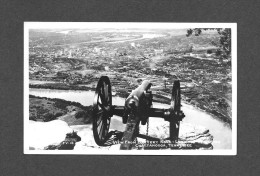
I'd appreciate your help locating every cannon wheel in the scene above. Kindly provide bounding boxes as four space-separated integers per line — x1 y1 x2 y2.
169 80 181 141
93 76 112 146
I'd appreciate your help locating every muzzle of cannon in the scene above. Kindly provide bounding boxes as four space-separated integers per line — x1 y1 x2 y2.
92 76 185 149
123 80 152 125
125 80 152 109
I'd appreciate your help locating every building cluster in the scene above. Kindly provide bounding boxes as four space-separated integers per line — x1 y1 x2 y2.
29 32 232 120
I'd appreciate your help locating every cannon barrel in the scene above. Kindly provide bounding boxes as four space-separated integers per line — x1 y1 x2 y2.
125 80 152 109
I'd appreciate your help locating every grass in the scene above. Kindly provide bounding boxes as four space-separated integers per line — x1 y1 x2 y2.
29 95 92 124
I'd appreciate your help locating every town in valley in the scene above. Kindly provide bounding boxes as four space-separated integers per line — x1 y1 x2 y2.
29 28 232 124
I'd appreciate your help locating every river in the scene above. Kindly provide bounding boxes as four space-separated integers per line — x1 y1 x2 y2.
53 33 166 46
29 88 232 149
30 80 59 85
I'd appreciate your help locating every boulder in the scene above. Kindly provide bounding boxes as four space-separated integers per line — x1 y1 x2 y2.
138 120 213 149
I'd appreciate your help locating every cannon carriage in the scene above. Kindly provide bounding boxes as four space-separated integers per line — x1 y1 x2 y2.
92 76 185 150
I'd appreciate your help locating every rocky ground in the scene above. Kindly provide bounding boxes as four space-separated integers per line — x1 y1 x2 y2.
28 96 213 150
28 120 213 150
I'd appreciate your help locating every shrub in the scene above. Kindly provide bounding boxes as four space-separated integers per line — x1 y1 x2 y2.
75 111 86 119
29 115 36 121
54 112 64 118
207 50 212 54
43 113 56 122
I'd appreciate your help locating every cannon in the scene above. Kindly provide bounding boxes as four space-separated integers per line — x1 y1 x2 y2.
92 76 185 150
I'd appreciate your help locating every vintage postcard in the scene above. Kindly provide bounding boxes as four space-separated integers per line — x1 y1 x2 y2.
24 22 237 155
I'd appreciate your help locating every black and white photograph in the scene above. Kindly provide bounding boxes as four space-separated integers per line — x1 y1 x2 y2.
24 22 237 155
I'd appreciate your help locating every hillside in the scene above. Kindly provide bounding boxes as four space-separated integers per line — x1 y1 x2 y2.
29 29 232 124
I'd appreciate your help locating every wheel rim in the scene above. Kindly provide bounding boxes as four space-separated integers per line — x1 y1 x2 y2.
169 80 181 141
93 76 112 146
171 80 181 111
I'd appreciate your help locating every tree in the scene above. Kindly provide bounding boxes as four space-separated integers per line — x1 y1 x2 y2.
186 28 231 60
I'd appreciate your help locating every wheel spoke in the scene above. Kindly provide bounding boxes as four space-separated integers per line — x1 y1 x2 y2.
97 95 102 105
97 117 103 127
96 109 103 116
98 102 106 111
106 120 110 130
98 91 106 105
102 125 106 139
99 122 105 139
